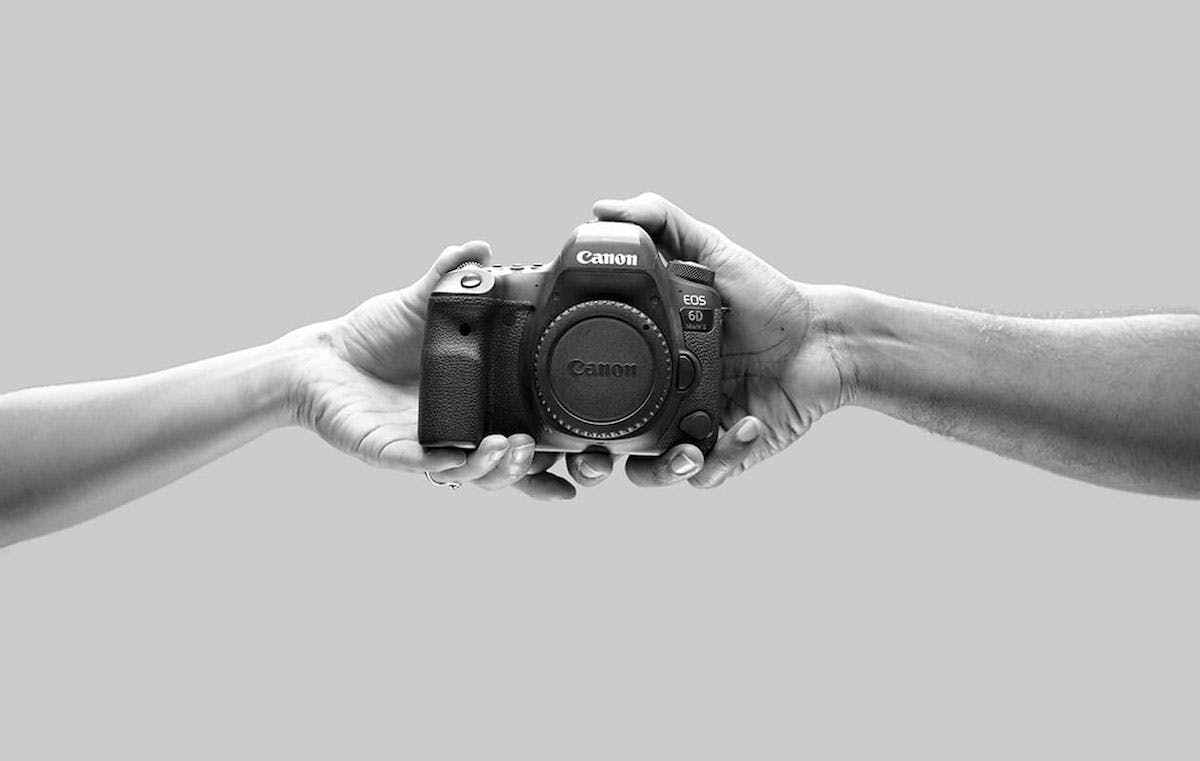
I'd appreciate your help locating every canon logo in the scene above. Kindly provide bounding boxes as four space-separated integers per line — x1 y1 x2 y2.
575 250 639 266
567 359 638 377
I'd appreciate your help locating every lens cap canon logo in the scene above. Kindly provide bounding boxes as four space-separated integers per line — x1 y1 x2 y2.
550 318 652 423
575 250 639 266
567 359 638 377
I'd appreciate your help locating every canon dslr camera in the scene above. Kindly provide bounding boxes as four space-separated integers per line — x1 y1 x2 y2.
418 221 722 455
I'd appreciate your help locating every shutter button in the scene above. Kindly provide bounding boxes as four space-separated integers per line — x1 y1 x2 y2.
460 272 483 288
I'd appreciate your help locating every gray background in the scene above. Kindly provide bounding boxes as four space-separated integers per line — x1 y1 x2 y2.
2 1 1198 758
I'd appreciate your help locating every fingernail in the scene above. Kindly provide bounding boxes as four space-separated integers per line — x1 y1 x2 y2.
512 443 534 461
579 461 604 479
670 452 698 475
735 418 760 443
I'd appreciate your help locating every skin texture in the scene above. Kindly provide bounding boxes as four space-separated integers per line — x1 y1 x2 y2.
4 192 1199 547
834 289 1200 496
0 242 607 547
593 195 844 489
595 193 1200 497
280 241 609 500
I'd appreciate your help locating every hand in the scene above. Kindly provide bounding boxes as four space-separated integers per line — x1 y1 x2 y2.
280 242 606 499
593 193 848 487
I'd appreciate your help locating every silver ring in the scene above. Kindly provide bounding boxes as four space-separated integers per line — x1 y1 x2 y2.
425 471 462 490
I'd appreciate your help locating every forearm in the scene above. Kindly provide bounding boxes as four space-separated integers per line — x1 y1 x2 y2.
817 285 1200 497
0 340 305 545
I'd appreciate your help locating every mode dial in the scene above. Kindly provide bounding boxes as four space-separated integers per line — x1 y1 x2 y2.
668 260 716 286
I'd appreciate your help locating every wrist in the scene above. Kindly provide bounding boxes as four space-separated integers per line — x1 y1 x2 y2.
269 319 347 428
800 283 890 410
809 284 968 415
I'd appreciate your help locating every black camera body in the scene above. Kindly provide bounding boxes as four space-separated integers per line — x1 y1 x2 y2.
418 221 723 455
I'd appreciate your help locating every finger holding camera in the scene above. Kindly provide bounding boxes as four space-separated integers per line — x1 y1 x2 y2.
416 218 727 490
624 442 704 487
592 193 845 488
565 451 614 487
12 199 1200 548
284 241 596 497
281 238 620 500
507 451 581 501
595 192 1200 498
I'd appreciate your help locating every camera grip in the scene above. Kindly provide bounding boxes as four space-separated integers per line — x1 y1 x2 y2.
419 295 490 445
419 294 535 446
661 308 724 454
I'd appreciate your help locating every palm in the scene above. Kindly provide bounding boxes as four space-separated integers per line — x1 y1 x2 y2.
706 239 843 467
594 193 845 485
283 264 447 469
284 240 594 500
293 349 416 459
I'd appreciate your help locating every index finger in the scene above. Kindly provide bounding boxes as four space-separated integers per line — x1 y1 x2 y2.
592 193 712 262
625 443 704 487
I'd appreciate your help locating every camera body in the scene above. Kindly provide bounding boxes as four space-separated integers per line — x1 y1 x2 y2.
418 221 723 455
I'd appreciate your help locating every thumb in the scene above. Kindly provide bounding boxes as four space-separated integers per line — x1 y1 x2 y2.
414 240 493 297
592 192 714 262
688 416 766 489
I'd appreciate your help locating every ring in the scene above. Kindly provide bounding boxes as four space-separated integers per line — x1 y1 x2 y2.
425 471 462 490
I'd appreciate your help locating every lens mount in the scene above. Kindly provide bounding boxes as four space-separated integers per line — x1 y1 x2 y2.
533 300 672 439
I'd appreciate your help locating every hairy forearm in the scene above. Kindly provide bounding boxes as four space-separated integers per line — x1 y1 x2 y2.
0 341 305 545
817 286 1200 497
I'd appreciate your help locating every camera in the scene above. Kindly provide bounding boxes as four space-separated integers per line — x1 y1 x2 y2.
418 221 723 455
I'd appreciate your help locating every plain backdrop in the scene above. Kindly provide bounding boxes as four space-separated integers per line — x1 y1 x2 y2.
2 2 1198 758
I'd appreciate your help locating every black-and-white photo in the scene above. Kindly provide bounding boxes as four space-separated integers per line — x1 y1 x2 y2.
2 2 1197 757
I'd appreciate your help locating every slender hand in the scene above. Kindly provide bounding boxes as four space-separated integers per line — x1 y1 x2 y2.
281 241 603 500
596 192 1200 497
0 242 593 547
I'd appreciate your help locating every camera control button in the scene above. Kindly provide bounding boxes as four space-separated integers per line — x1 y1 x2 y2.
676 351 697 391
679 410 714 440
460 272 483 288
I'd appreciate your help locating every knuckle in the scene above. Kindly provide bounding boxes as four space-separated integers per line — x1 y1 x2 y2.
360 440 389 467
709 449 737 473
689 472 723 489
459 464 486 480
